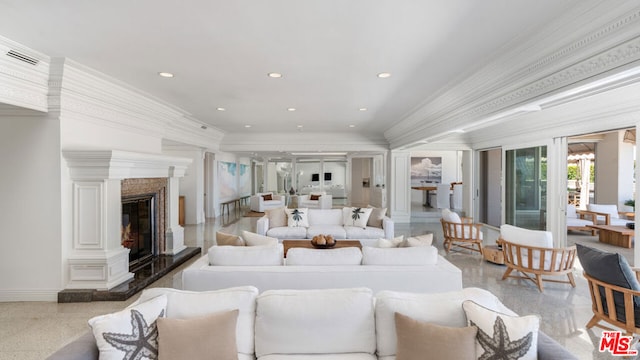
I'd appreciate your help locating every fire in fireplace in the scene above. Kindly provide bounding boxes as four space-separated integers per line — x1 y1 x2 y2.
122 194 157 270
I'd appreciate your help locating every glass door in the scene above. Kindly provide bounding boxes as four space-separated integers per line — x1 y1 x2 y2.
505 146 547 229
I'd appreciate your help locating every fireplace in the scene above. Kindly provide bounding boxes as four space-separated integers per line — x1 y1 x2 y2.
122 194 156 269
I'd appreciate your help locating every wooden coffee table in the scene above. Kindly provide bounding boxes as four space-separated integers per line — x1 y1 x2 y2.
587 224 634 248
282 240 362 257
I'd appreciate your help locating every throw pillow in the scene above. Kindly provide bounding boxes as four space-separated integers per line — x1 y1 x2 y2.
462 300 539 360
262 193 273 201
343 207 373 229
215 231 245 246
241 230 279 246
88 294 167 360
285 208 310 227
310 194 321 201
406 234 433 247
157 310 239 360
265 207 287 229
442 208 462 223
394 312 477 360
367 206 387 228
377 235 404 248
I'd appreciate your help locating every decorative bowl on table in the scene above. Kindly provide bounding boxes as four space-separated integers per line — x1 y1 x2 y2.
311 234 336 248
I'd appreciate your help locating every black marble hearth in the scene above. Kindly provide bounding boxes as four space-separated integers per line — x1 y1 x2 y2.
58 247 201 303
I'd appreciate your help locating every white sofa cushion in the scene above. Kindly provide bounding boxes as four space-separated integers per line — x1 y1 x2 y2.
266 226 307 239
374 287 515 357
343 207 373 228
286 247 363 266
308 209 344 226
344 226 385 239
255 288 376 357
588 203 620 219
137 286 258 356
259 355 377 360
208 244 284 266
405 234 433 247
242 231 279 246
286 208 310 227
307 225 347 239
361 246 438 265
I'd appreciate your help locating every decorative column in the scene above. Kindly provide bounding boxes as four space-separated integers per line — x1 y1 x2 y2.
62 150 191 290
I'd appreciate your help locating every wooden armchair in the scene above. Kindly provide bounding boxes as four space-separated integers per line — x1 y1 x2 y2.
577 243 640 337
583 272 640 336
498 225 576 292
440 216 484 255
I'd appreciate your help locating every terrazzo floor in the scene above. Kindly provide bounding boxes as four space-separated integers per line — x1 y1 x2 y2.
0 207 636 360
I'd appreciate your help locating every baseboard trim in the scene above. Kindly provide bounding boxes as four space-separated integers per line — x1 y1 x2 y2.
0 289 59 302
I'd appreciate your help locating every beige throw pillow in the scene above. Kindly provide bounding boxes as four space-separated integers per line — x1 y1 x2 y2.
395 312 477 360
265 207 287 229
405 234 433 247
241 231 279 246
215 231 245 246
157 309 239 360
367 207 387 228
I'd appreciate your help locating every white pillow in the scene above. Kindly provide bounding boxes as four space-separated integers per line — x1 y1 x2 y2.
343 207 373 228
241 230 279 246
442 208 462 223
377 235 404 248
88 294 167 360
361 246 438 265
208 244 283 266
406 234 433 247
136 286 259 356
286 247 363 265
463 300 539 360
285 208 310 228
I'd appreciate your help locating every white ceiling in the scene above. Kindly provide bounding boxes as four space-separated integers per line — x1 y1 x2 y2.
0 0 579 140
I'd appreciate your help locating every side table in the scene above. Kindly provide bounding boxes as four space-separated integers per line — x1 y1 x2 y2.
483 245 504 265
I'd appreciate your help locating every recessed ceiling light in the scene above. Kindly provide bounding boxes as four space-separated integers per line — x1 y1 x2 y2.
287 108 296 112
349 124 356 128
268 72 283 78
359 108 367 111
377 72 391 78
244 125 252 128
217 107 226 111
297 125 303 128
158 72 174 78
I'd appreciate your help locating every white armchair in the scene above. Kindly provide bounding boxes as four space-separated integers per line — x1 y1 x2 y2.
298 192 332 209
250 192 285 212
566 204 595 235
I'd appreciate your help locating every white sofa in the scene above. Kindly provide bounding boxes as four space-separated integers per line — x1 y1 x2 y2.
257 208 394 240
182 245 462 294
47 286 576 360
250 192 285 212
586 203 634 226
566 204 595 234
298 192 333 209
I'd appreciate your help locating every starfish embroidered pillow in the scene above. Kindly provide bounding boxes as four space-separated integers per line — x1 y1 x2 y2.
462 300 539 360
342 207 373 229
88 294 167 360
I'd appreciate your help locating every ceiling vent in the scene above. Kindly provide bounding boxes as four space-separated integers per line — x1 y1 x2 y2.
6 50 39 65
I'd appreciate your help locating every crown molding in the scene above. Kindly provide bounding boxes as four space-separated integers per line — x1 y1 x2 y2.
220 132 389 153
385 1 640 149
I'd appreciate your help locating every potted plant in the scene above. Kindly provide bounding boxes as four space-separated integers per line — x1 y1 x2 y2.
624 199 635 211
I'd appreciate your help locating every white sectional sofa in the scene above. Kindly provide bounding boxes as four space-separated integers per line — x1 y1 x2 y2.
47 286 576 360
182 245 462 294
257 208 394 240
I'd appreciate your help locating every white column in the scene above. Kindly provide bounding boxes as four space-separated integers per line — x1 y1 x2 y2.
66 179 133 290
389 151 411 223
165 174 186 255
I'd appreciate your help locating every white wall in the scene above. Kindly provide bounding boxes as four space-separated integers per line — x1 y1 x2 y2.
163 148 205 225
0 113 62 301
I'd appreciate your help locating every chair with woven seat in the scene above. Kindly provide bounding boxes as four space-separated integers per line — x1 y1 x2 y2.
440 208 483 255
498 224 576 292
577 244 640 336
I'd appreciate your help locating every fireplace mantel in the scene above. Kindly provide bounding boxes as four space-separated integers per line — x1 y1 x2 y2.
62 150 192 290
